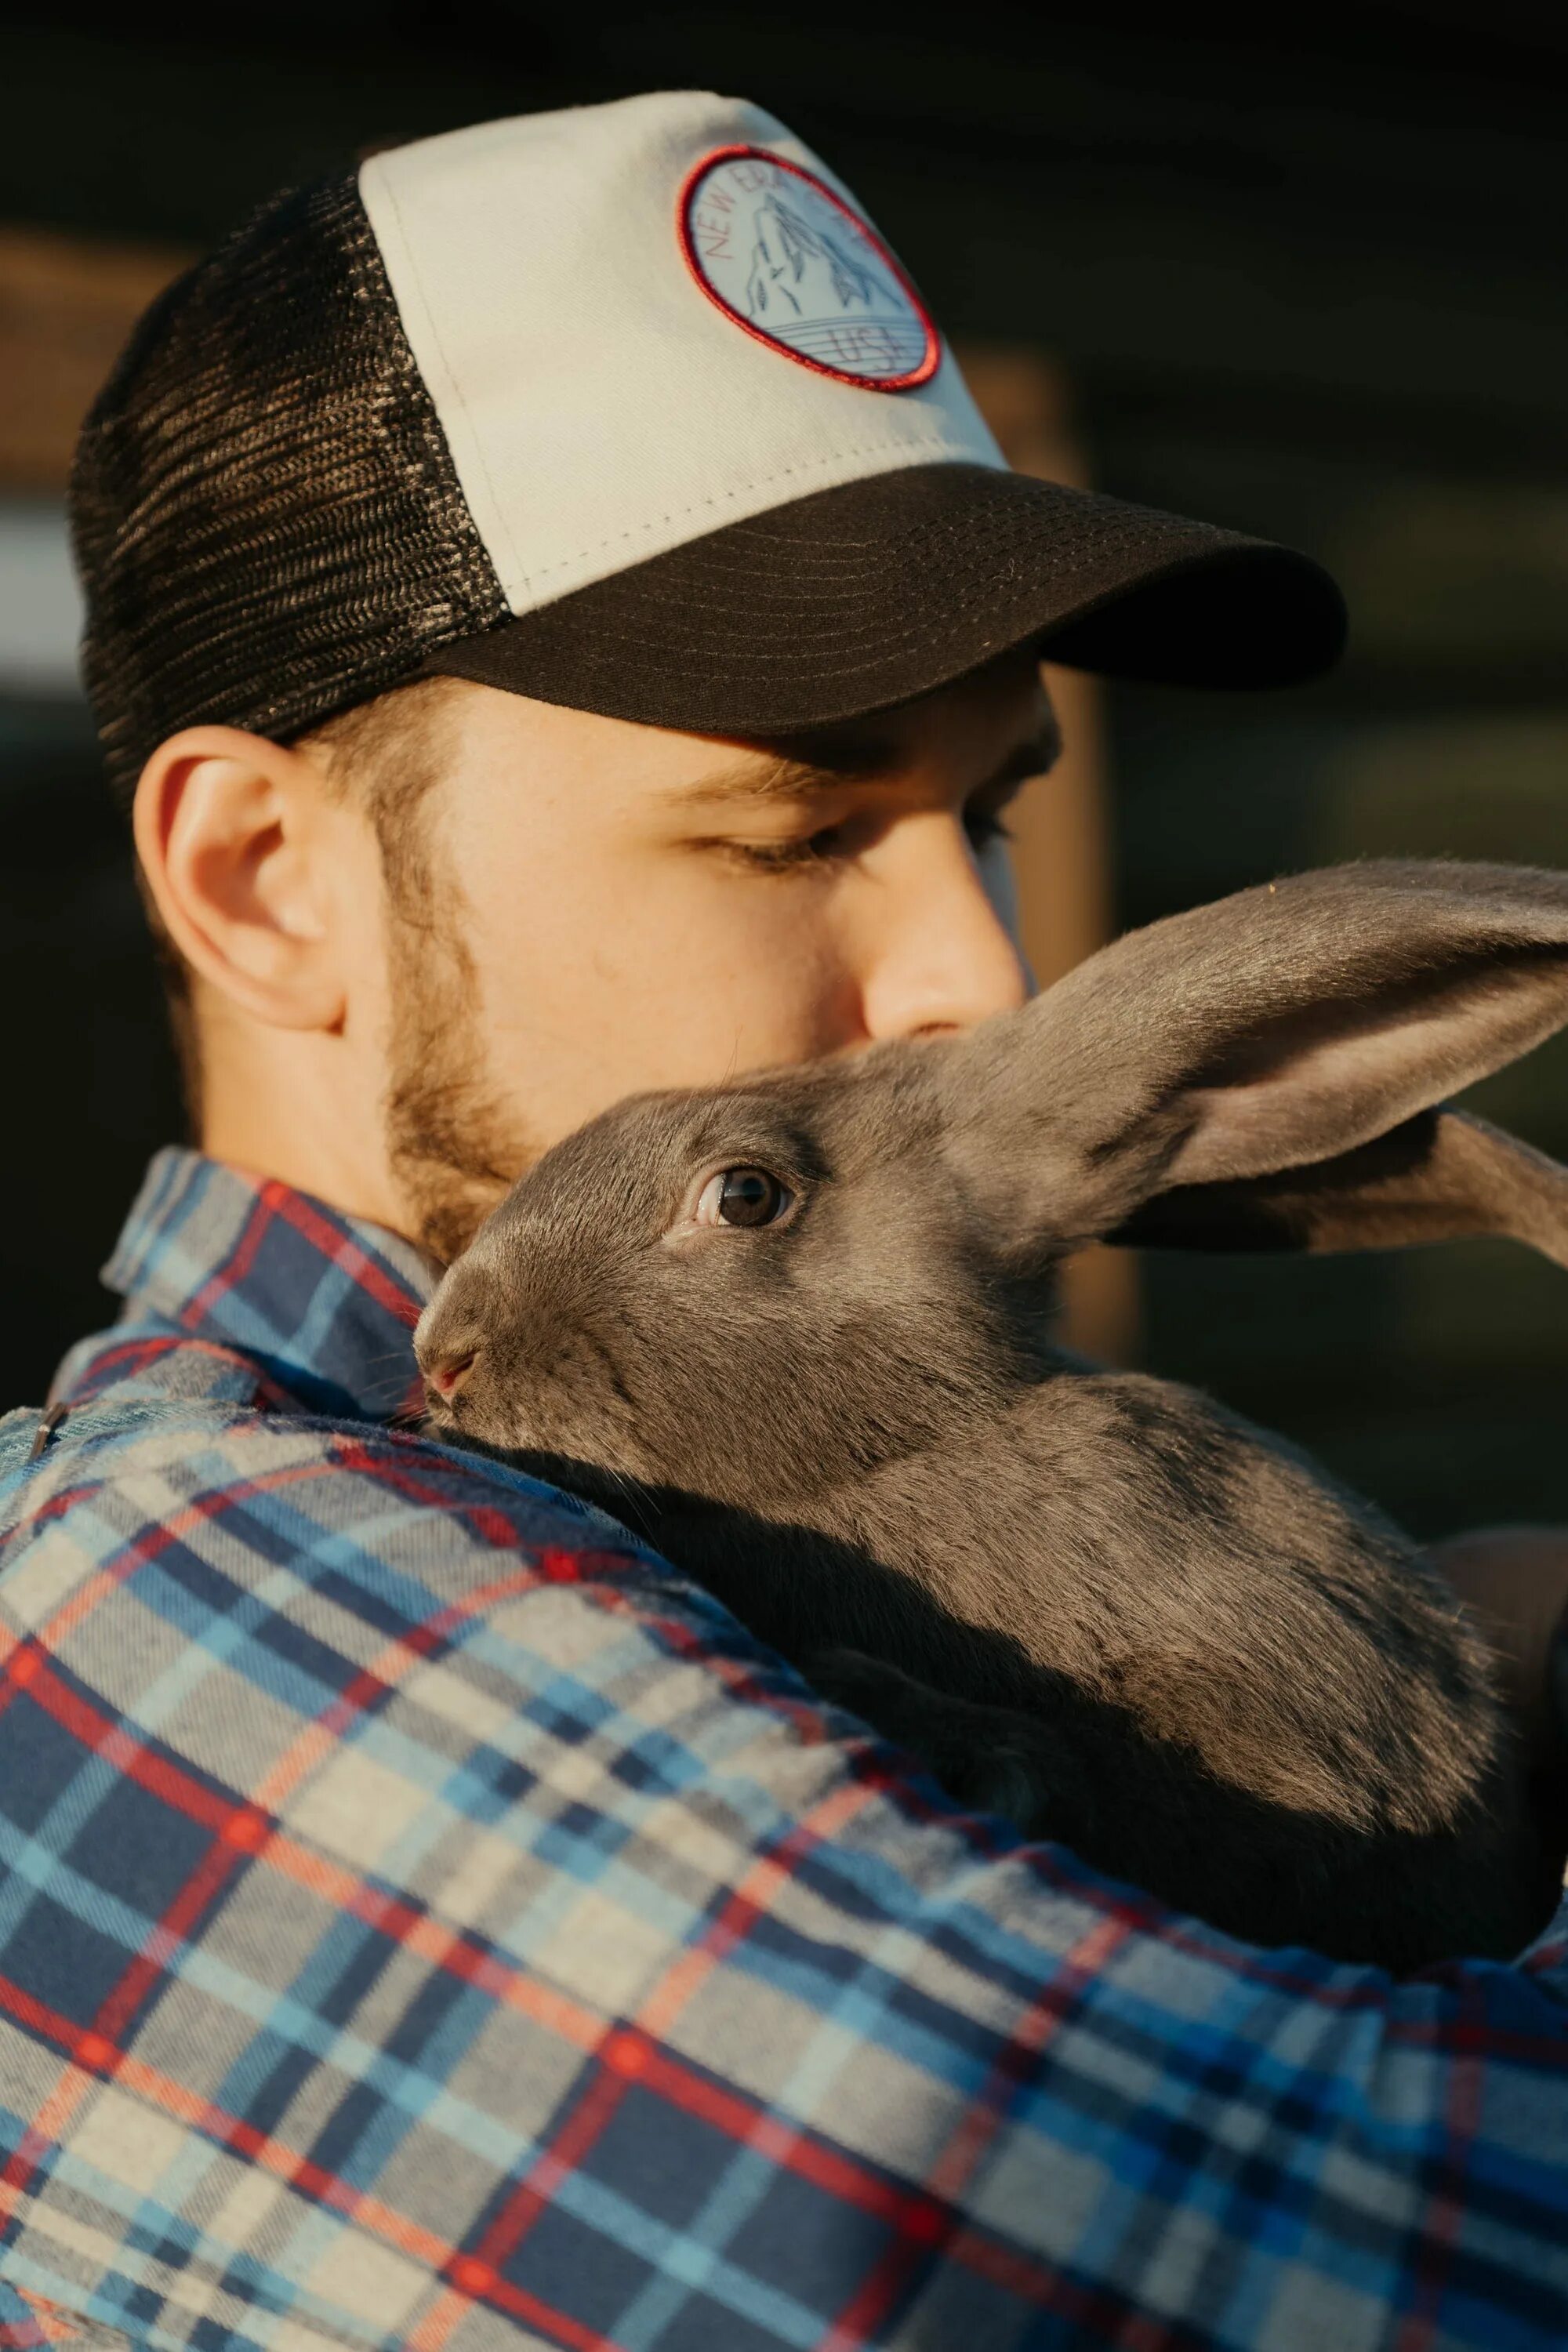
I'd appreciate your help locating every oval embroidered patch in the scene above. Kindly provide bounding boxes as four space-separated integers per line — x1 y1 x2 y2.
678 145 940 391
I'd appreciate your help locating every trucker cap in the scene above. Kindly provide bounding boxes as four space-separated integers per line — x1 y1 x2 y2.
71 89 1347 803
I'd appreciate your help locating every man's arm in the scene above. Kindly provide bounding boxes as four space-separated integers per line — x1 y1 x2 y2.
2 1410 1566 2352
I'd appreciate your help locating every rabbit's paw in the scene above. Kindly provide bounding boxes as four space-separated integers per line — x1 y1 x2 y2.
807 1646 1051 1834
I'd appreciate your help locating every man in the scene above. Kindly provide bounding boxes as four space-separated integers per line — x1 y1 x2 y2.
0 90 1563 2352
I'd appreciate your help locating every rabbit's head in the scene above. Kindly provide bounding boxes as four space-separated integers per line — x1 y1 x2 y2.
412 1040 1037 1503
417 859 1568 1504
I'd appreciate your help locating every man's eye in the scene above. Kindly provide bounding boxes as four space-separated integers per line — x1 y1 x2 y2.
729 828 844 874
693 1167 795 1228
720 803 1011 872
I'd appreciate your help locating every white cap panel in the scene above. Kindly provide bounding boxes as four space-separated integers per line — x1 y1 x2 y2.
359 93 1004 616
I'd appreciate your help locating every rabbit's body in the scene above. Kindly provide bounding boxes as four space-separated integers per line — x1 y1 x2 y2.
514 1367 1538 1967
419 862 1568 1969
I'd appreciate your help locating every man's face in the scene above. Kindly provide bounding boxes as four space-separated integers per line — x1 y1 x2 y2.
380 646 1054 1258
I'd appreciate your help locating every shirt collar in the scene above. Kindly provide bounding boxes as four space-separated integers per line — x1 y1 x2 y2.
95 1148 438 1423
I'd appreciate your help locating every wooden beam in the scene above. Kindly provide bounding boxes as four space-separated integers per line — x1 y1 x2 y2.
0 226 187 488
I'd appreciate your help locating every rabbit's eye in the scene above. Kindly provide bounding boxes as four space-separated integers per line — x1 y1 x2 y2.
695 1167 793 1229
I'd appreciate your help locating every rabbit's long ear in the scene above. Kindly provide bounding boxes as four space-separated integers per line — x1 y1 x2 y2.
1109 1109 1568 1270
944 862 1568 1250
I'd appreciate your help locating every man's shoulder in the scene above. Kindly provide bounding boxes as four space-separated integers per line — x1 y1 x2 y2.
0 1379 794 1838
0 1384 688 1643
5 1382 565 1502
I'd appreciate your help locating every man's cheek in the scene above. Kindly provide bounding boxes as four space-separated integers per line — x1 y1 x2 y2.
470 858 859 1117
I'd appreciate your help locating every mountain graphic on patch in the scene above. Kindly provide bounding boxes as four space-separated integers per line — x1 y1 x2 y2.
744 195 889 319
742 196 924 372
680 147 939 388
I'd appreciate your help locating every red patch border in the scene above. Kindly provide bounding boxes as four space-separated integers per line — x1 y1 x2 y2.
677 143 941 394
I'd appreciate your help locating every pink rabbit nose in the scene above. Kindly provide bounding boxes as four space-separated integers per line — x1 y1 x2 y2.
426 1348 477 1403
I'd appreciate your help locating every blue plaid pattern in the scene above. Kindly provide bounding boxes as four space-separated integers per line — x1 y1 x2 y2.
0 1145 1563 2352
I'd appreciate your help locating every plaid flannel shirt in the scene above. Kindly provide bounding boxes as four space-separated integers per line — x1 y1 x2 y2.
0 1148 1564 2352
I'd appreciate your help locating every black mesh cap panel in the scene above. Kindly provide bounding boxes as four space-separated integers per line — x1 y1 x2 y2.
70 171 509 809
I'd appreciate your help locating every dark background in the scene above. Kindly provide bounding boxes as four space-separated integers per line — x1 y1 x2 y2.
3 0 1566 1534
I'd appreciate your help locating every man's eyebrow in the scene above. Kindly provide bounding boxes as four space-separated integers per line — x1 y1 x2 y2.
672 714 1063 808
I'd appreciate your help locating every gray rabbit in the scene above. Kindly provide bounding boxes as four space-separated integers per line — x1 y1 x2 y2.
416 861 1568 1970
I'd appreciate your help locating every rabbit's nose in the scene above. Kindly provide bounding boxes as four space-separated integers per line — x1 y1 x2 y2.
425 1347 478 1404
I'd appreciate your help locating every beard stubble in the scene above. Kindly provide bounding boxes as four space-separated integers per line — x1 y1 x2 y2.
379 837 536 1268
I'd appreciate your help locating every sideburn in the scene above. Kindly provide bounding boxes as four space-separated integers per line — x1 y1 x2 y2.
379 798 535 1266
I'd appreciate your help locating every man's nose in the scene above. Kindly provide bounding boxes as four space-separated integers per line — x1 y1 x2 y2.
858 814 1031 1042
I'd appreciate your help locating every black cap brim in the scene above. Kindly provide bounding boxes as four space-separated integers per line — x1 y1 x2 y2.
420 462 1346 731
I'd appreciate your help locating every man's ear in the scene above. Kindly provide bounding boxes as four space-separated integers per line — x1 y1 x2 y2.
132 725 353 1033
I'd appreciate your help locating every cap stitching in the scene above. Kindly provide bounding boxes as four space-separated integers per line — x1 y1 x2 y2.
520 435 998 595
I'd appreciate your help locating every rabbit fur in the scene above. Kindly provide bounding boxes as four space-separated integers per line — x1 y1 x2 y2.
416 860 1568 1970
